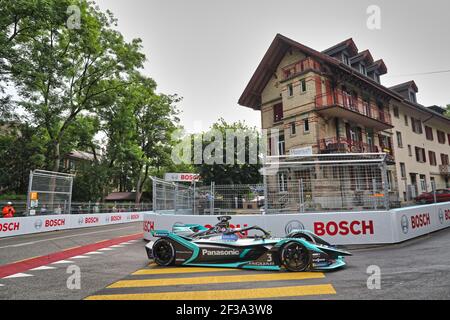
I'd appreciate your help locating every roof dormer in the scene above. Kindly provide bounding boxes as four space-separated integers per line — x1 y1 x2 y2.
350 50 374 76
389 81 418 103
322 38 358 66
367 59 387 83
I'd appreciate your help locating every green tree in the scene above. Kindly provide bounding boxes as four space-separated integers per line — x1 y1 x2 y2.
3 0 145 171
195 119 262 185
100 75 182 202
0 123 47 194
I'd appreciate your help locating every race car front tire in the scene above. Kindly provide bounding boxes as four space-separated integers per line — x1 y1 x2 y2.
280 241 312 272
152 238 176 266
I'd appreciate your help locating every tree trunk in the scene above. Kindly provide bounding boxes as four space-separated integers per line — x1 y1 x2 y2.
52 140 61 172
135 163 149 204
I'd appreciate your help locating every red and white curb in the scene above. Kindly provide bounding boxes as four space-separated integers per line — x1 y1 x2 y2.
0 233 143 286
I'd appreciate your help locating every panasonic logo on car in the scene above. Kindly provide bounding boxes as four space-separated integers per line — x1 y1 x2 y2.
201 249 239 256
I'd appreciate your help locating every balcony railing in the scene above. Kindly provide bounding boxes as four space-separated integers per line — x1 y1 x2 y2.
315 89 392 126
318 137 380 154
439 165 450 176
282 57 322 80
318 136 395 161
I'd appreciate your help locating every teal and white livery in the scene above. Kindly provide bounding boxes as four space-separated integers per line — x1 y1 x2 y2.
145 216 351 272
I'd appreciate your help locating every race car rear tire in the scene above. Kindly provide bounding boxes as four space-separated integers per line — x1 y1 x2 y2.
152 238 176 266
280 241 312 272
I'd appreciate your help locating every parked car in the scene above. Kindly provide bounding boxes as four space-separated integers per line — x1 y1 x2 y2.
415 188 450 204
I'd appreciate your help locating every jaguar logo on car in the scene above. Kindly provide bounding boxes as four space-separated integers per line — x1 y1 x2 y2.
201 249 240 256
401 215 409 234
34 219 43 230
285 220 305 234
438 209 444 225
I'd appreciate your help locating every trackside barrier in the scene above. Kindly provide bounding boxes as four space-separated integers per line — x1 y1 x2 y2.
143 202 450 245
0 212 147 238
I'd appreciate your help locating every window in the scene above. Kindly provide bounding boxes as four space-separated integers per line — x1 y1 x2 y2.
430 177 436 191
408 145 412 157
290 122 296 135
409 91 417 103
278 135 285 156
287 84 294 97
268 137 272 155
299 79 307 93
387 171 394 191
400 162 406 179
303 118 310 133
411 117 423 134
396 131 403 148
342 53 350 66
437 130 446 144
273 103 283 122
404 114 408 126
278 172 288 192
360 64 367 75
441 154 449 165
393 106 399 118
415 147 426 163
429 151 437 166
420 175 427 192
372 72 380 83
425 126 433 140
362 99 371 117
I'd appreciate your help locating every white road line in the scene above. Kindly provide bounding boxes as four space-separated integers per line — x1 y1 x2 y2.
3 273 33 279
110 245 125 248
85 251 104 255
71 255 90 259
30 266 56 271
98 248 114 251
0 284 4 287
0 226 138 249
51 260 75 264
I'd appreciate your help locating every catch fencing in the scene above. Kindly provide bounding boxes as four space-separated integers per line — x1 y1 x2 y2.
150 153 419 215
26 170 74 215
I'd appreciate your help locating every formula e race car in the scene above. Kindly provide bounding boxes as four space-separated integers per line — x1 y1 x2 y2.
145 216 351 271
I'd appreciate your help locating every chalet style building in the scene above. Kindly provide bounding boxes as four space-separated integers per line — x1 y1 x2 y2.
239 34 450 205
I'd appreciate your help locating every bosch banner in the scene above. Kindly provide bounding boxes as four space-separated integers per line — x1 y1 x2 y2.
143 201 450 245
0 212 145 238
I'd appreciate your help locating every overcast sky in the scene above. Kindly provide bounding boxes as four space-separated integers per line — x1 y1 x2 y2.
95 0 450 133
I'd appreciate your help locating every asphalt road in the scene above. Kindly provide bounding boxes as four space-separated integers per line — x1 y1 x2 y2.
0 223 449 300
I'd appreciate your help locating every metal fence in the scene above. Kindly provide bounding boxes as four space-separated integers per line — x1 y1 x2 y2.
151 153 411 215
151 177 194 214
262 153 395 213
26 170 74 215
0 201 152 217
